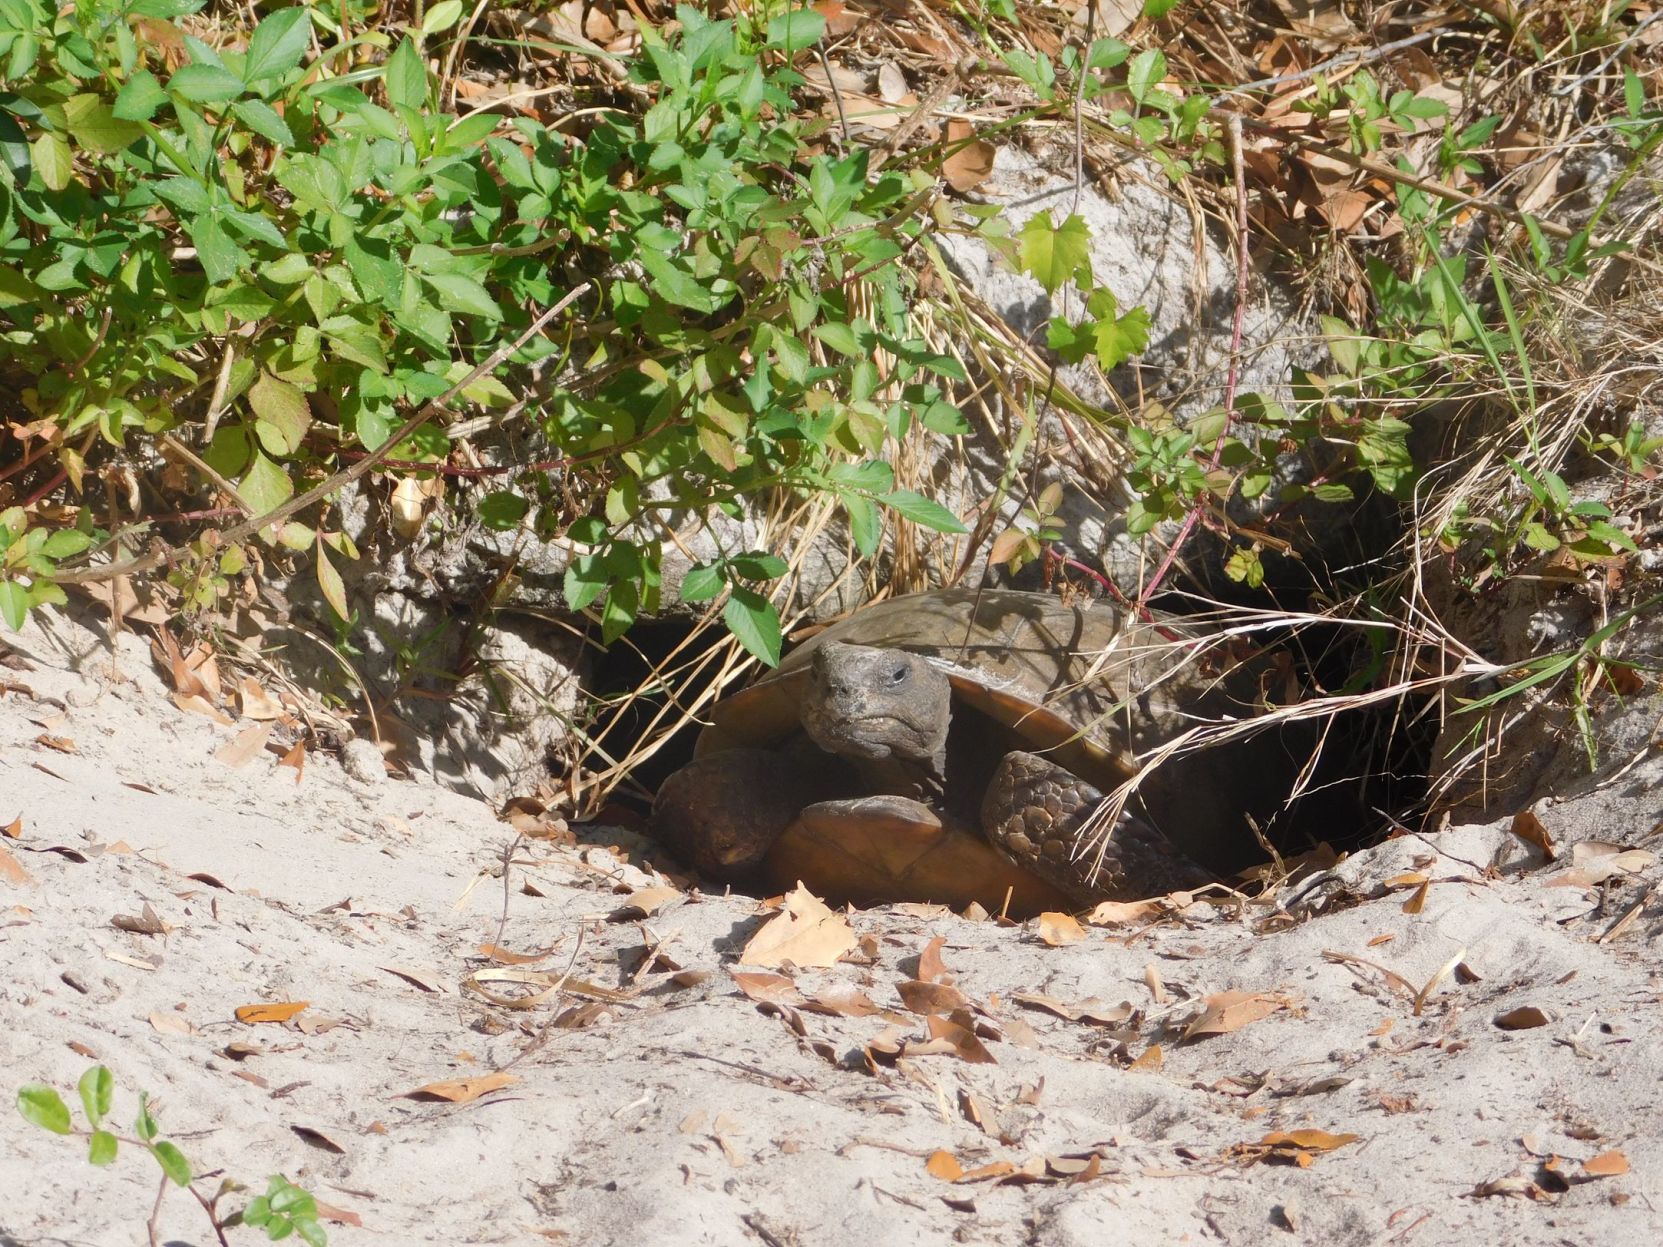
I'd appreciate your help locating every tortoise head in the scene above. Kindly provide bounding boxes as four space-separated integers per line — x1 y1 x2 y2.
800 641 951 764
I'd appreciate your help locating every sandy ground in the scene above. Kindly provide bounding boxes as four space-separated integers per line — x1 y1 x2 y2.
3 608 1662 1246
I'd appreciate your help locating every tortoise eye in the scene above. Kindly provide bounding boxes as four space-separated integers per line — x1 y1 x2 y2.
890 665 909 684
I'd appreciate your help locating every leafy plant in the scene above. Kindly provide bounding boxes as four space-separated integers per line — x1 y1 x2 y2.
17 1065 327 1244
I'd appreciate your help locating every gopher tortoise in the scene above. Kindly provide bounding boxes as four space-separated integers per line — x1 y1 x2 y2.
655 588 1301 915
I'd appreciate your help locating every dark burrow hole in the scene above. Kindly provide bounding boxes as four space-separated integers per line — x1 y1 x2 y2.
586 586 1439 903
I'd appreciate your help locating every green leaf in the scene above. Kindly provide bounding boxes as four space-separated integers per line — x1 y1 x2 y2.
384 38 426 113
231 99 295 146
812 321 863 357
723 587 782 666
248 373 311 456
169 63 246 104
1125 49 1167 104
1143 0 1181 17
30 131 71 191
844 493 880 557
87 1130 119 1166
1016 211 1091 294
41 530 94 559
134 1095 158 1142
1092 304 1151 371
0 580 29 630
877 490 966 533
764 8 826 52
64 95 142 154
152 1140 193 1187
240 449 294 516
420 272 501 320
17 1085 72 1134
185 214 248 284
243 6 312 84
478 492 528 531
422 0 465 34
679 563 724 603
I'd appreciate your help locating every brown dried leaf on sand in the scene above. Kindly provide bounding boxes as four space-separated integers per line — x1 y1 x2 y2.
401 1071 518 1103
1181 991 1291 1041
738 882 856 969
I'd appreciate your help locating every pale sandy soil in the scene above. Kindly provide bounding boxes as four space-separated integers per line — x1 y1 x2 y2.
3 608 1661 1246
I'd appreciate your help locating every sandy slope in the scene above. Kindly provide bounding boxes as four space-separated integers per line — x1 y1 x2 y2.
3 609 1660 1246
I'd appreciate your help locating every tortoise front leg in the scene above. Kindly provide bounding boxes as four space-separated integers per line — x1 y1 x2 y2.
982 751 1215 905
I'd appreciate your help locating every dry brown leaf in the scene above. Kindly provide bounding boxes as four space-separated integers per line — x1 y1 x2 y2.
738 882 856 969
313 1199 363 1228
215 721 273 769
942 124 996 192
1494 1005 1554 1030
1580 1150 1630 1179
1035 911 1086 946
34 734 76 754
805 985 885 1017
917 936 949 983
812 0 862 36
234 1001 310 1025
111 903 170 935
380 965 446 993
896 979 969 1015
277 739 306 782
478 944 548 965
0 843 33 886
1082 897 1166 926
732 970 803 1006
1130 1044 1164 1071
173 691 233 726
1509 810 1557 861
236 677 284 721
2 814 20 839
402 1071 518 1103
1183 991 1289 1041
923 1010 997 1064
1401 878 1430 914
148 1012 196 1036
926 1149 964 1181
876 62 907 104
1248 1129 1361 1166
609 884 681 920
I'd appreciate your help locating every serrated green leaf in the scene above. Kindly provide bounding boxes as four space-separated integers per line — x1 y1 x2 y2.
244 6 311 83
1125 49 1167 104
65 95 142 153
169 63 245 104
41 529 92 559
877 489 966 533
30 131 71 191
812 320 863 357
248 373 311 456
420 271 501 320
1017 211 1091 295
723 587 781 666
1093 304 1151 371
679 563 724 602
153 176 210 214
185 214 248 284
231 98 295 146
240 449 293 516
17 1085 71 1133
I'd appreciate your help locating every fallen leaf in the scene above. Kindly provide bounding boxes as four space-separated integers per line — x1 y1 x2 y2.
1082 897 1167 926
148 1012 196 1036
34 734 76 753
401 1071 518 1103
313 1199 362 1228
1183 991 1289 1041
277 739 306 782
379 965 446 993
478 944 547 965
1494 1006 1554 1030
805 985 886 1017
1580 1150 1629 1179
112 903 171 936
2 814 21 839
608 884 681 920
942 120 996 192
738 882 856 969
290 1125 347 1154
896 979 970 1015
922 1010 997 1064
926 1150 964 1181
1035 911 1086 946
1130 1044 1164 1071
173 692 233 726
732 971 803 1006
1251 1129 1361 1166
236 677 284 721
235 1001 310 1025
1509 810 1556 861
215 721 274 769
0 844 33 886
917 936 950 983
876 62 907 104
